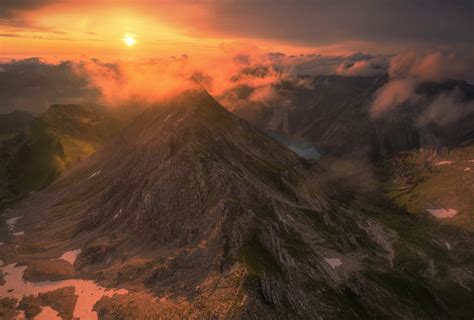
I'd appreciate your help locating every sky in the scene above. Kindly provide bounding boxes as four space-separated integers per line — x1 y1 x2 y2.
1 0 474 120
1 0 473 59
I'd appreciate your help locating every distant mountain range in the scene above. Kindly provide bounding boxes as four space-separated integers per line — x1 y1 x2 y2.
233 76 474 159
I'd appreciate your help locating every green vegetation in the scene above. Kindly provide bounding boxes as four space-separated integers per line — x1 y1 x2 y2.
13 119 62 195
353 201 474 318
385 147 474 231
0 104 122 206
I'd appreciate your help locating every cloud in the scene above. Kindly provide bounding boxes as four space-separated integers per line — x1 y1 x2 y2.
7 44 456 119
418 89 474 127
371 79 419 117
370 49 474 117
336 57 388 77
0 33 74 41
70 43 283 109
73 47 389 110
2 46 472 137
74 57 199 108
0 0 58 18
2 0 473 53
159 0 474 49
389 50 474 82
0 58 98 114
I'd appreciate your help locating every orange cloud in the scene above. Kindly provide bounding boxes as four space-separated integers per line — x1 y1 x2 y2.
74 57 199 108
371 79 418 117
71 43 286 109
389 50 471 82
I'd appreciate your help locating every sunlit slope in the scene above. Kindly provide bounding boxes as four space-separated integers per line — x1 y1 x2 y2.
0 105 122 206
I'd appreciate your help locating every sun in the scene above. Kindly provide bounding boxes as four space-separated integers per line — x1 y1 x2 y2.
122 33 137 47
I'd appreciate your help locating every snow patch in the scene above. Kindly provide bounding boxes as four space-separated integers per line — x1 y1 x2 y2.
324 258 342 269
6 216 22 231
427 208 458 219
0 242 4 246
13 231 24 236
434 160 454 166
56 249 81 265
36 306 61 320
445 241 452 250
0 263 128 320
87 170 101 179
114 208 122 220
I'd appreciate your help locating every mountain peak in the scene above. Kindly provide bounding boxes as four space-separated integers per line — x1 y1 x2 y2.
152 88 228 118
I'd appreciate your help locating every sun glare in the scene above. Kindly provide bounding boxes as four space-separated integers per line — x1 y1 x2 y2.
122 33 137 47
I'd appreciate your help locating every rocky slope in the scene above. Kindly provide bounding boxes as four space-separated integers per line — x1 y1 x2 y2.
234 76 474 159
1 89 473 319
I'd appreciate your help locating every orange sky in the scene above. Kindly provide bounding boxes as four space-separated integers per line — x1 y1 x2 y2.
1 0 471 60
0 0 403 60
1 1 300 59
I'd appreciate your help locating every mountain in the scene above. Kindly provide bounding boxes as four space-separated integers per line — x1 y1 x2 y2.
0 105 122 208
1 89 472 319
233 76 474 159
0 111 35 137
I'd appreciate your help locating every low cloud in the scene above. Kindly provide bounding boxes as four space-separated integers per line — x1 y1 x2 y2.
0 0 58 18
74 57 199 108
371 79 419 116
419 89 474 127
0 46 388 113
336 57 388 77
388 50 473 82
0 58 98 114
370 49 474 118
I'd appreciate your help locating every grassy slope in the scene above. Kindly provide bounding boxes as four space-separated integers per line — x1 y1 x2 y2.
379 147 474 317
353 200 474 318
386 147 474 231
2 105 122 204
314 151 474 318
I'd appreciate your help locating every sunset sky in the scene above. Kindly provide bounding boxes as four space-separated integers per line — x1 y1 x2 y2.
1 0 473 59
